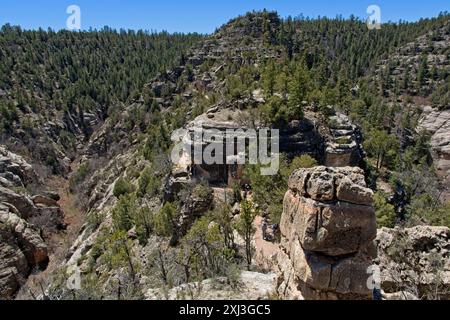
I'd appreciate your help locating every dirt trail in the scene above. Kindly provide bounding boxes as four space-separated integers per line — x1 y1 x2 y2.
253 216 279 271
16 164 85 299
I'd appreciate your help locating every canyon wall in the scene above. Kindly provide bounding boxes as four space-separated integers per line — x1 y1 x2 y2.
0 146 64 299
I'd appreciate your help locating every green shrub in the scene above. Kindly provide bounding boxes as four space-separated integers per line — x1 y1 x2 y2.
69 163 90 191
408 194 450 229
113 177 133 198
232 182 242 204
0 102 19 134
234 200 257 270
134 207 154 245
374 192 396 228
137 166 160 198
245 155 318 225
154 202 177 237
180 215 235 282
86 211 106 231
112 194 137 232
194 183 213 201
288 155 318 172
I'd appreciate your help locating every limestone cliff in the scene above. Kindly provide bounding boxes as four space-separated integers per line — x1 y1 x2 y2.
0 146 64 299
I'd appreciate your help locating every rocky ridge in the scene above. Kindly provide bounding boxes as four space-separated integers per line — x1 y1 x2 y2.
145 271 277 300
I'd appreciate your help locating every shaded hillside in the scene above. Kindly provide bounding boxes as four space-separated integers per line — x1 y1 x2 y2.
0 26 202 173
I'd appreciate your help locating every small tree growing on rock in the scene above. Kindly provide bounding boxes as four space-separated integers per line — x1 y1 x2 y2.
235 200 257 270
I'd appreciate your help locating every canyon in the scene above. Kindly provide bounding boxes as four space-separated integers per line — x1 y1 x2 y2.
0 11 449 300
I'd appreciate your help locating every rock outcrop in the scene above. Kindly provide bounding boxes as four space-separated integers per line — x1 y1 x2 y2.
172 108 325 182
0 204 49 299
276 166 377 300
376 226 450 300
145 271 277 300
0 146 38 185
0 145 63 298
418 106 450 202
0 147 65 231
325 113 362 167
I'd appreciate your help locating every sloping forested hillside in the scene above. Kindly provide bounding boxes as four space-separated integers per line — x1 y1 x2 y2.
0 25 202 172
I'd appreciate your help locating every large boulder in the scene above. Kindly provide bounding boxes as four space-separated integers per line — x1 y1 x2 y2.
0 146 38 185
277 166 377 300
32 195 59 207
0 186 36 219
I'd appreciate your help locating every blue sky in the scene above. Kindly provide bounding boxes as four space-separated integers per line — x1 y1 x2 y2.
0 0 449 34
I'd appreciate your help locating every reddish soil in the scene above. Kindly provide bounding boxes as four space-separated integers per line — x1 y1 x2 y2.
16 165 85 299
253 216 279 271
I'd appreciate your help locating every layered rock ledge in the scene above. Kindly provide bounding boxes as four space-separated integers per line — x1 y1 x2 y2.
0 145 64 299
276 166 377 300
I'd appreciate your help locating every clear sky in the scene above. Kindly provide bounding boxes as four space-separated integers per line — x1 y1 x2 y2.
0 0 449 34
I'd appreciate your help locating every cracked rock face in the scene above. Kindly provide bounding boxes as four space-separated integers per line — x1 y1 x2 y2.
418 106 450 202
376 226 450 300
0 206 49 299
277 166 377 300
0 145 63 299
325 114 362 167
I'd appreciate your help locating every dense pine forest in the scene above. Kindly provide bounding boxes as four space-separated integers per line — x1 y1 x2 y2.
0 26 202 165
0 25 202 111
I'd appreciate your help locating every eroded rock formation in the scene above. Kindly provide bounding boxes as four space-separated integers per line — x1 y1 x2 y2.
0 204 48 299
376 226 450 300
0 145 64 298
325 113 362 167
276 166 377 300
418 106 450 202
169 107 356 191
